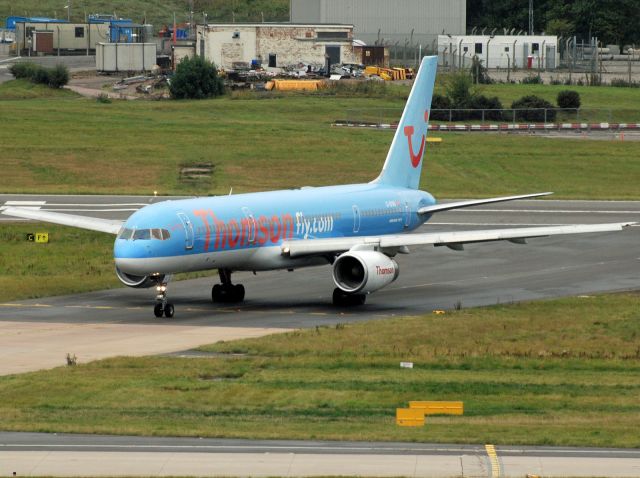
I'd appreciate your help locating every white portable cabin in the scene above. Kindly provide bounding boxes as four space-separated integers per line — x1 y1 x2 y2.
438 35 559 70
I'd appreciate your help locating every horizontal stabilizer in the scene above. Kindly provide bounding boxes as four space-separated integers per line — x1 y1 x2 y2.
2 207 123 234
418 192 553 215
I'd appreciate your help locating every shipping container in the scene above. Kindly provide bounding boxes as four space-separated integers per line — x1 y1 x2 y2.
96 43 157 72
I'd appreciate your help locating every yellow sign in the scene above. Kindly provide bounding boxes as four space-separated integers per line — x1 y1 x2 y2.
35 232 49 243
396 408 425 427
409 401 464 416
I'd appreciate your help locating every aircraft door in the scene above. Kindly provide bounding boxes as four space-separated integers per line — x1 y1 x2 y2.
404 201 411 228
177 212 194 250
242 207 257 244
352 205 361 234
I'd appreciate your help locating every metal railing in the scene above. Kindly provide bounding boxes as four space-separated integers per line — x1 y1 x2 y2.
345 108 639 125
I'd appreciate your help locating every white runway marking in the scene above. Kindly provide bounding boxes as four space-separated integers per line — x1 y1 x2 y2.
44 208 141 212
1 200 46 211
458 208 640 214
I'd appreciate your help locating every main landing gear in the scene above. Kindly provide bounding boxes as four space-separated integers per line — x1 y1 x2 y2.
212 268 245 303
332 288 366 307
154 281 175 318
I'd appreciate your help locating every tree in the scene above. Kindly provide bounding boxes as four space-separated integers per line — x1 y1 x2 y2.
170 55 224 100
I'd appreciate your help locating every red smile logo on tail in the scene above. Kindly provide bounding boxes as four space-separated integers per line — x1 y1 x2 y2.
403 110 430 168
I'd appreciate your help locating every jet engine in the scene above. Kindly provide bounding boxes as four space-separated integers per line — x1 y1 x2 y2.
332 250 399 294
115 266 164 289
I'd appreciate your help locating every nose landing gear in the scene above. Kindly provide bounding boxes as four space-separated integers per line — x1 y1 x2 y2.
212 268 245 303
153 281 175 318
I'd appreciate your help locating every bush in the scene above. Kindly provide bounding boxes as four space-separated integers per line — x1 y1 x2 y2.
610 78 640 88
511 95 556 122
170 56 224 99
468 95 504 121
557 90 580 109
96 93 112 104
521 75 544 84
430 93 452 120
48 64 69 88
32 67 50 85
445 71 474 109
9 62 38 79
8 62 69 88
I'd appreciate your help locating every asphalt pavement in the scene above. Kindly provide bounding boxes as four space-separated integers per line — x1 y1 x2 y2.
2 432 640 477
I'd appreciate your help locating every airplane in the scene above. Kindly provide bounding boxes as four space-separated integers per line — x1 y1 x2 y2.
3 56 635 318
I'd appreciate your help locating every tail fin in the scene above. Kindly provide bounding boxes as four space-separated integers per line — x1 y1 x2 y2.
374 56 437 189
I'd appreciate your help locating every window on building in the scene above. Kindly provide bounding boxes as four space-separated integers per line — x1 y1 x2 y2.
317 31 349 40
532 42 539 53
75 27 84 38
475 43 483 54
232 31 240 39
463 46 468 52
504 46 510 52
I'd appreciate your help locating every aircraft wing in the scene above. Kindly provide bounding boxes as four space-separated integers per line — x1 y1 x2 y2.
417 192 553 215
2 207 123 234
283 222 635 257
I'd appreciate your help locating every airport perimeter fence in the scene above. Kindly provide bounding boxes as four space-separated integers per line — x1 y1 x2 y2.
344 108 638 126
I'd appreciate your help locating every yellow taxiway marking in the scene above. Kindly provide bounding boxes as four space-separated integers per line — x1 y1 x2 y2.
485 444 501 477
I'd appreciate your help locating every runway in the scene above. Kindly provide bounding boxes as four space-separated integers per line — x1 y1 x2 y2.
2 432 640 477
1 194 639 375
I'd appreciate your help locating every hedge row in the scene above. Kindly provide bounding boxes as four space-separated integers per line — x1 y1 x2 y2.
9 62 69 89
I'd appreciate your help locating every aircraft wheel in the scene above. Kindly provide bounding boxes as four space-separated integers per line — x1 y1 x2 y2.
233 284 245 302
212 284 222 302
164 303 175 318
154 303 164 318
332 288 366 307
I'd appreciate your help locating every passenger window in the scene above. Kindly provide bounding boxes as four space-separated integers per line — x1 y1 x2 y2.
133 229 151 240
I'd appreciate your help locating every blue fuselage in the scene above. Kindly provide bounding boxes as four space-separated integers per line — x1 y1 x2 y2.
114 183 436 275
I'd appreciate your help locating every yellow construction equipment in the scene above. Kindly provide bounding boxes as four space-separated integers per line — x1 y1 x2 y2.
409 401 464 415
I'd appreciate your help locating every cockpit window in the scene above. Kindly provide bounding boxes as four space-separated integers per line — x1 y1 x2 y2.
118 228 134 240
120 228 171 241
133 229 151 240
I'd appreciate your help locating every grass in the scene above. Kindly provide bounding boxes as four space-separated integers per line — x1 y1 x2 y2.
0 0 288 29
0 224 118 301
0 223 215 302
0 292 638 447
1 91 639 199
0 79 79 99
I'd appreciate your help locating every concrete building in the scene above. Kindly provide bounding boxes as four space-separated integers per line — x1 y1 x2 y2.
438 34 559 70
291 0 465 51
196 23 357 69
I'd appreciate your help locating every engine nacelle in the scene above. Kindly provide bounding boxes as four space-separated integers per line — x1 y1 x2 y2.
115 266 164 289
332 250 399 294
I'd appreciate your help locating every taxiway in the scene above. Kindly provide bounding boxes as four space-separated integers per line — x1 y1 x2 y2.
1 194 638 375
